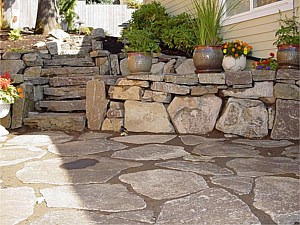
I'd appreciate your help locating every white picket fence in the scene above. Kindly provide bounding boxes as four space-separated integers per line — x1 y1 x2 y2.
75 2 135 37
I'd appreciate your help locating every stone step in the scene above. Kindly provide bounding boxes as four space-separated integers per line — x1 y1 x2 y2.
44 86 86 100
49 76 98 87
41 67 100 76
44 55 95 67
38 100 86 112
24 112 86 131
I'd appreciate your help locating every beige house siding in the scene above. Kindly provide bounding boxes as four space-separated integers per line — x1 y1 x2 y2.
144 0 299 59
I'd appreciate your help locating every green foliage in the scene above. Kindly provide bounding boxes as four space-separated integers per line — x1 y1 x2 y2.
79 26 93 35
8 47 26 52
8 29 21 41
273 11 300 46
0 18 10 30
58 0 78 30
127 0 142 9
86 0 113 4
160 13 196 54
121 27 160 54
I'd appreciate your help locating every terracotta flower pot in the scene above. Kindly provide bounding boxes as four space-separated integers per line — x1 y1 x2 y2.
127 52 152 75
193 45 223 73
277 44 299 69
222 55 247 72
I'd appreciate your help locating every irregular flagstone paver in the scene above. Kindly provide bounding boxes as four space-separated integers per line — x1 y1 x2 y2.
210 176 254 195
0 146 46 167
30 210 155 225
179 135 226 145
282 145 300 159
78 131 113 140
183 154 215 162
231 139 294 148
192 142 259 158
227 157 299 177
5 131 73 147
156 160 234 176
119 169 208 200
111 144 189 161
17 157 142 185
0 136 8 143
254 176 300 225
110 135 177 144
48 139 127 156
156 188 260 224
40 184 146 212
0 187 36 225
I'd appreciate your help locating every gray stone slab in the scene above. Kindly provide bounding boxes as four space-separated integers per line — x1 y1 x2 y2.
157 188 260 224
156 160 234 176
40 184 146 212
111 144 189 161
119 169 208 200
254 176 300 224
30 209 155 225
231 139 294 148
211 176 253 195
17 157 142 185
5 131 73 147
48 139 127 156
0 146 46 167
282 145 300 159
111 135 176 144
182 154 215 162
192 142 259 158
78 132 113 140
227 157 299 177
0 187 36 225
179 135 226 146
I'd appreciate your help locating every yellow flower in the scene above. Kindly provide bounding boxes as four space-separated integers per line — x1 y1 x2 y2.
223 49 227 54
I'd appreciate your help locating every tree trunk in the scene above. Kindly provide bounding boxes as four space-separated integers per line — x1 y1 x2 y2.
36 0 59 34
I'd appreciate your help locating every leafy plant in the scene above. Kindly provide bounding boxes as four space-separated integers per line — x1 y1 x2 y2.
127 0 142 9
273 11 300 46
252 52 278 71
8 29 21 41
58 0 79 30
0 72 24 104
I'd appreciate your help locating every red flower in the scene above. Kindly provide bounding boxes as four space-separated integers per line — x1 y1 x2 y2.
270 52 275 57
257 61 261 65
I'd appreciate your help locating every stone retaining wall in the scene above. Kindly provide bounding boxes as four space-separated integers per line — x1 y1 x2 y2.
0 32 299 140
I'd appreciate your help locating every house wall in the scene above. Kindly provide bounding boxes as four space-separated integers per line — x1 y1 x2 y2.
144 0 299 59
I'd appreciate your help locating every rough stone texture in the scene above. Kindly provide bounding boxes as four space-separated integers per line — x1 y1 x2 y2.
101 118 124 132
252 70 276 81
41 67 99 76
95 57 110 75
127 74 163 82
193 142 259 158
110 101 124 109
179 135 225 146
191 85 218 96
86 80 109 130
49 76 95 87
119 169 208 200
91 40 103 50
11 73 24 84
151 82 190 95
254 176 300 225
142 90 172 103
108 86 143 100
277 79 296 84
40 184 146 212
282 145 300 159
151 62 165 75
227 157 299 177
221 81 274 99
124 100 174 133
198 73 225 84
111 144 189 161
175 58 196 74
16 157 142 185
0 146 46 166
156 160 234 176
0 59 26 74
164 74 199 85
22 52 43 66
106 108 124 118
33 85 44 101
225 71 252 85
163 59 176 74
25 77 49 85
216 98 269 138
120 58 130 76
268 105 275 129
46 40 60 55
276 69 300 80
23 66 42 77
167 95 222 134
274 83 300 100
231 139 294 148
0 187 36 225
77 131 112 140
111 135 176 144
211 176 253 195
48 139 127 156
116 78 149 88
2 51 22 59
232 84 253 89
24 112 86 131
271 100 300 140
39 100 86 111
90 50 110 58
91 28 105 40
157 188 260 224
44 56 95 67
44 87 86 99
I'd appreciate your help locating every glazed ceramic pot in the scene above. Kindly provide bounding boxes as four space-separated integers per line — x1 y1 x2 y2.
277 44 299 69
222 55 247 72
127 52 152 75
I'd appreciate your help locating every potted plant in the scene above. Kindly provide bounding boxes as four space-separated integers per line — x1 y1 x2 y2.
222 40 252 72
121 27 160 74
0 72 23 136
190 0 239 73
273 12 299 69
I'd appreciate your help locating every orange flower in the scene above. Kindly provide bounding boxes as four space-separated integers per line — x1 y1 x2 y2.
237 46 241 50
231 48 235 52
224 45 228 49
17 87 23 93
19 93 25 99
234 53 239 58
